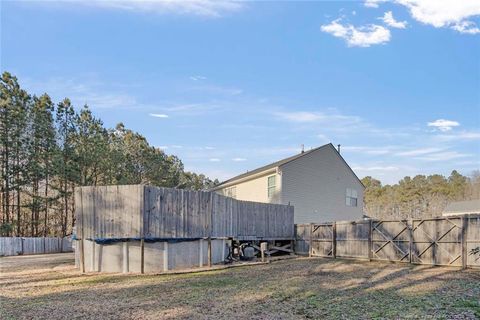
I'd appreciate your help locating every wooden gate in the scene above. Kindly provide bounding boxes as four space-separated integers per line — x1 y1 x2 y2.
371 220 410 262
335 220 370 259
309 223 334 257
411 217 463 267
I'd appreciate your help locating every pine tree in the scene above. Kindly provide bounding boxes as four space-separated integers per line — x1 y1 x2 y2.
54 98 78 236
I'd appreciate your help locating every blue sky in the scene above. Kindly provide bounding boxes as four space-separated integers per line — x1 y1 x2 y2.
2 0 479 184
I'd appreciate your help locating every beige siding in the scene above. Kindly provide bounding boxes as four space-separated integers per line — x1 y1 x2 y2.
280 145 364 223
217 172 281 204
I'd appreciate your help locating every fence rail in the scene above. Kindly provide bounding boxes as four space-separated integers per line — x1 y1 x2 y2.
0 237 73 256
295 215 480 269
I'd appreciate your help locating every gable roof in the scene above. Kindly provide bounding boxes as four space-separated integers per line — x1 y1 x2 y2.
212 143 364 190
443 199 480 215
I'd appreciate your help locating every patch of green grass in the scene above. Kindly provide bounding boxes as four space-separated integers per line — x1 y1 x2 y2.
187 276 238 289
456 299 480 318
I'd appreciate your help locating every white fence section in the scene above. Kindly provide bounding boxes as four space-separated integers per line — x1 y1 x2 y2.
0 237 73 256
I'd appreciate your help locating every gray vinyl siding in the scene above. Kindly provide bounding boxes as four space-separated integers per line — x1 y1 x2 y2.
280 145 364 223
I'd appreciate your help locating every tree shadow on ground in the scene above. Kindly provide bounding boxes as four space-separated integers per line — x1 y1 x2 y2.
2 257 479 320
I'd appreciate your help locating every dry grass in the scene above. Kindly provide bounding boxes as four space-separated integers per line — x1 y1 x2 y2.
1 253 479 319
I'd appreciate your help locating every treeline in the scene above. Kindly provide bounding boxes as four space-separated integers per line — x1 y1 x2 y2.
0 72 218 237
362 170 480 219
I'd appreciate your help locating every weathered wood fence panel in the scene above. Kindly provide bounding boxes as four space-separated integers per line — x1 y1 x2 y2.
311 223 334 257
372 220 410 262
76 185 294 241
411 217 463 267
466 215 480 268
336 221 370 259
294 224 310 254
296 215 480 269
0 237 73 256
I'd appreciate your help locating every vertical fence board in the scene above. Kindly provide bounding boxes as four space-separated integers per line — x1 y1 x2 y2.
298 214 479 268
77 185 294 241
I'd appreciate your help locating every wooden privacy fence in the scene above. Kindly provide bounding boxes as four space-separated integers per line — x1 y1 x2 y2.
0 237 73 256
295 215 480 269
75 185 294 241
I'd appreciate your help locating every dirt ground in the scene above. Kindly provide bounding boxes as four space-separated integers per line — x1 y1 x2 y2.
1 253 479 320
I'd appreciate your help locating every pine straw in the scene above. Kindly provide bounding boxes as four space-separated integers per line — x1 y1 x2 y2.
1 253 479 319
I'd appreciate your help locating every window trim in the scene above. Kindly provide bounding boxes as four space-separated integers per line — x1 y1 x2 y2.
346 188 358 207
267 175 276 198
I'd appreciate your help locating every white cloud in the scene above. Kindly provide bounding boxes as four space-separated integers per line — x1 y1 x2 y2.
209 158 221 162
365 0 387 8
321 20 391 47
395 147 445 156
436 131 480 141
373 0 480 34
451 21 480 35
22 76 140 109
275 110 362 125
352 165 400 172
232 157 246 162
66 0 245 17
190 75 207 81
149 113 169 118
427 119 460 132
341 146 393 155
276 111 325 122
415 151 470 161
381 11 408 29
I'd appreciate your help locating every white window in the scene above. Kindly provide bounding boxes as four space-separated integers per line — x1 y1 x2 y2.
268 175 276 198
346 188 358 207
225 186 236 199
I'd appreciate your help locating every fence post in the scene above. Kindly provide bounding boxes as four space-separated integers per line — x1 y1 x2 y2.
140 239 145 274
408 219 413 264
332 222 337 259
461 216 467 270
309 223 313 257
368 220 373 261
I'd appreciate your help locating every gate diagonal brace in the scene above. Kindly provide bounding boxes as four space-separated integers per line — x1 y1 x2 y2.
413 222 460 264
373 224 408 260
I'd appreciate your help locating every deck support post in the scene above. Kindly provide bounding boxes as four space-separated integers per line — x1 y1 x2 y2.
163 241 169 272
80 239 85 273
199 239 204 267
261 242 268 262
122 241 129 273
207 237 212 267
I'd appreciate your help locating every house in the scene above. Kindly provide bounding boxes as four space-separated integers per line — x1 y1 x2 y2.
442 199 480 216
212 143 365 223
